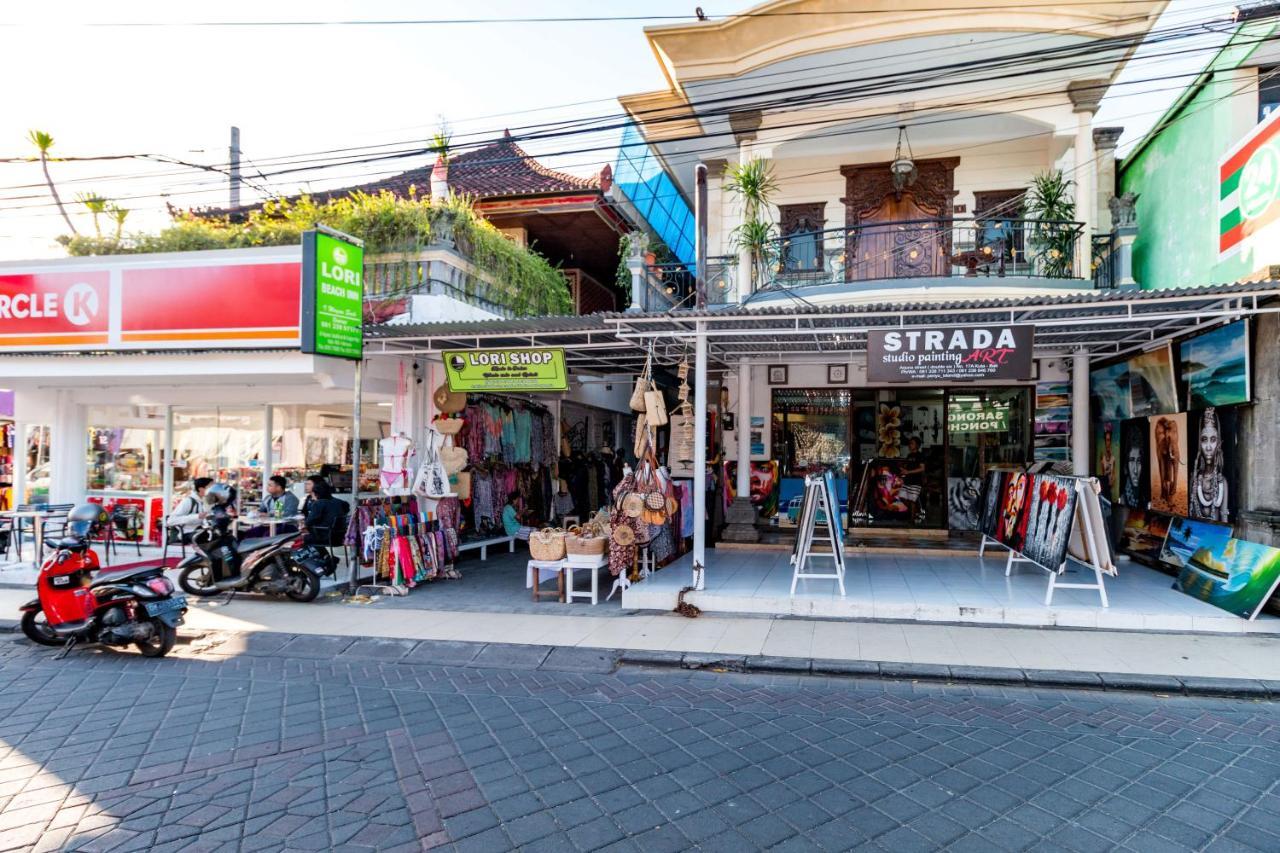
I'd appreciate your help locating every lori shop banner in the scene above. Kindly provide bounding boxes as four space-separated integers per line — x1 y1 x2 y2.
866 325 1034 383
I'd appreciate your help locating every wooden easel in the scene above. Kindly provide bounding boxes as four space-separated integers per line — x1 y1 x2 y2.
790 473 846 596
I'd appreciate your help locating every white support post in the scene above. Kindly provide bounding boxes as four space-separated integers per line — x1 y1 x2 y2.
161 406 174 547
736 360 750 496
692 322 708 590
262 404 273 484
12 419 27 507
1071 348 1090 475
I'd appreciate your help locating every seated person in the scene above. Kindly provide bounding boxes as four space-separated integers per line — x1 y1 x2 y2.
168 477 213 541
300 478 348 548
261 475 300 520
502 490 535 541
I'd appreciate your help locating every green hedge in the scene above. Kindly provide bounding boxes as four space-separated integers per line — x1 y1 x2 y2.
59 191 572 316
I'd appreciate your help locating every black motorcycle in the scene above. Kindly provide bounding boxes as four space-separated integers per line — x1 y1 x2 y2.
177 522 329 602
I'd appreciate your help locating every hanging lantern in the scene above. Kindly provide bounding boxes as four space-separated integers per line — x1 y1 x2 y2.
890 125 918 195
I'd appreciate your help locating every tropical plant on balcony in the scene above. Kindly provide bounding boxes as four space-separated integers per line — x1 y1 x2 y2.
1024 170 1077 278
725 158 779 287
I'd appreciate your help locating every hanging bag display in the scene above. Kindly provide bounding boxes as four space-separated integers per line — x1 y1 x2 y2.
440 446 468 475
629 351 653 412
633 412 650 460
644 383 669 427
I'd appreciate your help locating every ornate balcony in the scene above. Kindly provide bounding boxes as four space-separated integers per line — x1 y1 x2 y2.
757 217 1086 292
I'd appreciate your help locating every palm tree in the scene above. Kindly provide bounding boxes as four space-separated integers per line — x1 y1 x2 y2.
108 204 129 242
77 192 108 237
1024 170 1076 278
725 158 779 287
28 130 77 236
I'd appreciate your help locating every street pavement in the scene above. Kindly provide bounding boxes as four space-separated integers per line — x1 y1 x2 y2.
2 632 1280 852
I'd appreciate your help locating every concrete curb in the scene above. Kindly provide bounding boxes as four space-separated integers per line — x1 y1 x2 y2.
5 622 1275 700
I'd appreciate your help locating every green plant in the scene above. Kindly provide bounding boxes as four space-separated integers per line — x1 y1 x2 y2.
59 191 572 316
28 130 76 236
77 192 109 237
1024 170 1077 278
725 158 779 287
108 205 129 241
431 125 452 168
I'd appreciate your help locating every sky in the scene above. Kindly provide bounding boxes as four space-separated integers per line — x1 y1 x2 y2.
0 0 1232 260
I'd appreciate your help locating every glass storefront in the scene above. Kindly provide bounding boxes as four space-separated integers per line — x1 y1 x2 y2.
772 386 1032 531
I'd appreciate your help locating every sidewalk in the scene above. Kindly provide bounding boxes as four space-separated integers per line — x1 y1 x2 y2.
4 586 1280 683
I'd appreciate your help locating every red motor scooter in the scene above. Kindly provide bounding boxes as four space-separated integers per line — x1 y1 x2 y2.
19 504 187 658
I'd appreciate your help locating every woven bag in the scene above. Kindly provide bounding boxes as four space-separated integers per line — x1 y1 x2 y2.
644 386 668 426
434 418 464 436
529 528 567 561
440 446 468 475
629 376 649 412
633 412 650 459
611 524 635 546
645 490 666 511
622 493 645 518
566 527 608 557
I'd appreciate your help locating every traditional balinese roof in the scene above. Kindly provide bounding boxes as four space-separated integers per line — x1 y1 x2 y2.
197 131 610 219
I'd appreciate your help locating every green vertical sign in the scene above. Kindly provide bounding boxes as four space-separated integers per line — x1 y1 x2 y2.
301 229 363 360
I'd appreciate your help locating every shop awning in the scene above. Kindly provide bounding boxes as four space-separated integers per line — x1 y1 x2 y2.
363 279 1280 370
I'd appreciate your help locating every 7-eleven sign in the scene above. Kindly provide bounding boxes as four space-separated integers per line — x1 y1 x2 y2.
1220 108 1280 259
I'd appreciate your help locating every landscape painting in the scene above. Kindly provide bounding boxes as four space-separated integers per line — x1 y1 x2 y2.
1181 319 1250 409
1090 362 1132 420
1159 515 1233 570
1172 536 1280 620
1129 344 1179 417
1119 509 1170 565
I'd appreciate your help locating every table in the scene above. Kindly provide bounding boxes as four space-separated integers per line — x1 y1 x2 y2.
233 514 305 538
0 509 52 562
525 554 609 605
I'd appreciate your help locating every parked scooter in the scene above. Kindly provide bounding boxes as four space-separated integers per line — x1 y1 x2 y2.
19 504 187 658
176 484 329 601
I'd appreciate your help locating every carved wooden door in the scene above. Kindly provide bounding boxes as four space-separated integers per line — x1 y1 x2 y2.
852 193 946 280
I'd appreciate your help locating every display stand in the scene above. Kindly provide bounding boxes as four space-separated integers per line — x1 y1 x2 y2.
983 478 1111 608
790 472 846 596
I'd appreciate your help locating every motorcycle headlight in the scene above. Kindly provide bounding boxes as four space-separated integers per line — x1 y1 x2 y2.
147 577 174 596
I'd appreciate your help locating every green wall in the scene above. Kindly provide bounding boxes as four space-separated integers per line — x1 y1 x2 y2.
1120 23 1276 290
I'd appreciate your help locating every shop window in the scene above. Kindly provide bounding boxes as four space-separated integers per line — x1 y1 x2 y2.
945 387 1031 480
973 190 1026 272
1260 66 1280 122
779 202 826 273
86 406 165 494
771 389 851 478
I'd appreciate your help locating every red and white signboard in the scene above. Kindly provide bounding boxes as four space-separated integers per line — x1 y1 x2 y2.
0 250 302 352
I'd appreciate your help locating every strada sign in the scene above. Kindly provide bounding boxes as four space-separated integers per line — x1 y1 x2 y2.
0 252 303 352
866 325 1035 382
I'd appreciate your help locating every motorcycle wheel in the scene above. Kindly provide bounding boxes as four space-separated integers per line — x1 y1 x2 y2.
20 608 63 647
135 619 177 658
285 567 320 602
179 564 220 597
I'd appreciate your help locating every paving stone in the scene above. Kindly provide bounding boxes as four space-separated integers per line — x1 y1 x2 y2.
470 643 553 669
401 639 486 666
276 635 355 658
539 646 618 674
1024 668 1106 689
1178 676 1271 698
616 649 684 667
681 653 747 671
339 638 418 661
743 655 811 673
810 658 880 677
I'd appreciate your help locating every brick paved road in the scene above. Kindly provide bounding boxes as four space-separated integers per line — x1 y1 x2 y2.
2 632 1280 852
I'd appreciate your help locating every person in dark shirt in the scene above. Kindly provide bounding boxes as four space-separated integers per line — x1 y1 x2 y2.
300 478 348 547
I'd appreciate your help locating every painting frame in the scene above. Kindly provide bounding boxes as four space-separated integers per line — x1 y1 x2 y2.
767 364 789 385
827 363 848 385
1181 318 1251 409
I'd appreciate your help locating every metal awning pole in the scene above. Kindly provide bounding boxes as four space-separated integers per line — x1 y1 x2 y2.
692 320 708 590
695 163 708 310
349 358 363 594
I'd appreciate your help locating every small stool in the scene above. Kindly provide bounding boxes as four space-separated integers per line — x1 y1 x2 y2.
527 559 565 602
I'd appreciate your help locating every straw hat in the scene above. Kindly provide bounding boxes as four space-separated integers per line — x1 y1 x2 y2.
433 383 466 414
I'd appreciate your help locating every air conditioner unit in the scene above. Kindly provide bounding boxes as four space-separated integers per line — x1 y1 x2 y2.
317 415 348 430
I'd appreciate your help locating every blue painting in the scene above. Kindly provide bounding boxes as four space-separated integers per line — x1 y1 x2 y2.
1090 362 1132 420
1181 320 1251 409
1159 516 1233 570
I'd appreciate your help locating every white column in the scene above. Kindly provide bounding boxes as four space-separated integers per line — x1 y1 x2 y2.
692 323 708 589
49 391 87 504
1072 349 1090 475
162 406 174 545
262 404 274 483
12 419 27 506
1074 114 1096 278
736 360 751 496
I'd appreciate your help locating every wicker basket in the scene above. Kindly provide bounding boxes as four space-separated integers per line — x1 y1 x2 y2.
529 528 567 561
566 527 607 557
434 418 464 436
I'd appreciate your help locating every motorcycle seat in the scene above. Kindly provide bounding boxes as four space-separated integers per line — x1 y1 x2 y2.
91 566 162 588
53 537 90 553
234 532 297 555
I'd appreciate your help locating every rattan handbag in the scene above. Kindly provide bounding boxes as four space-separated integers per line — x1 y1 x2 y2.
622 493 645 518
434 417 464 436
633 412 650 459
566 525 608 557
440 446 468 475
629 352 653 412
644 384 668 427
611 524 635 546
529 528 567 561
